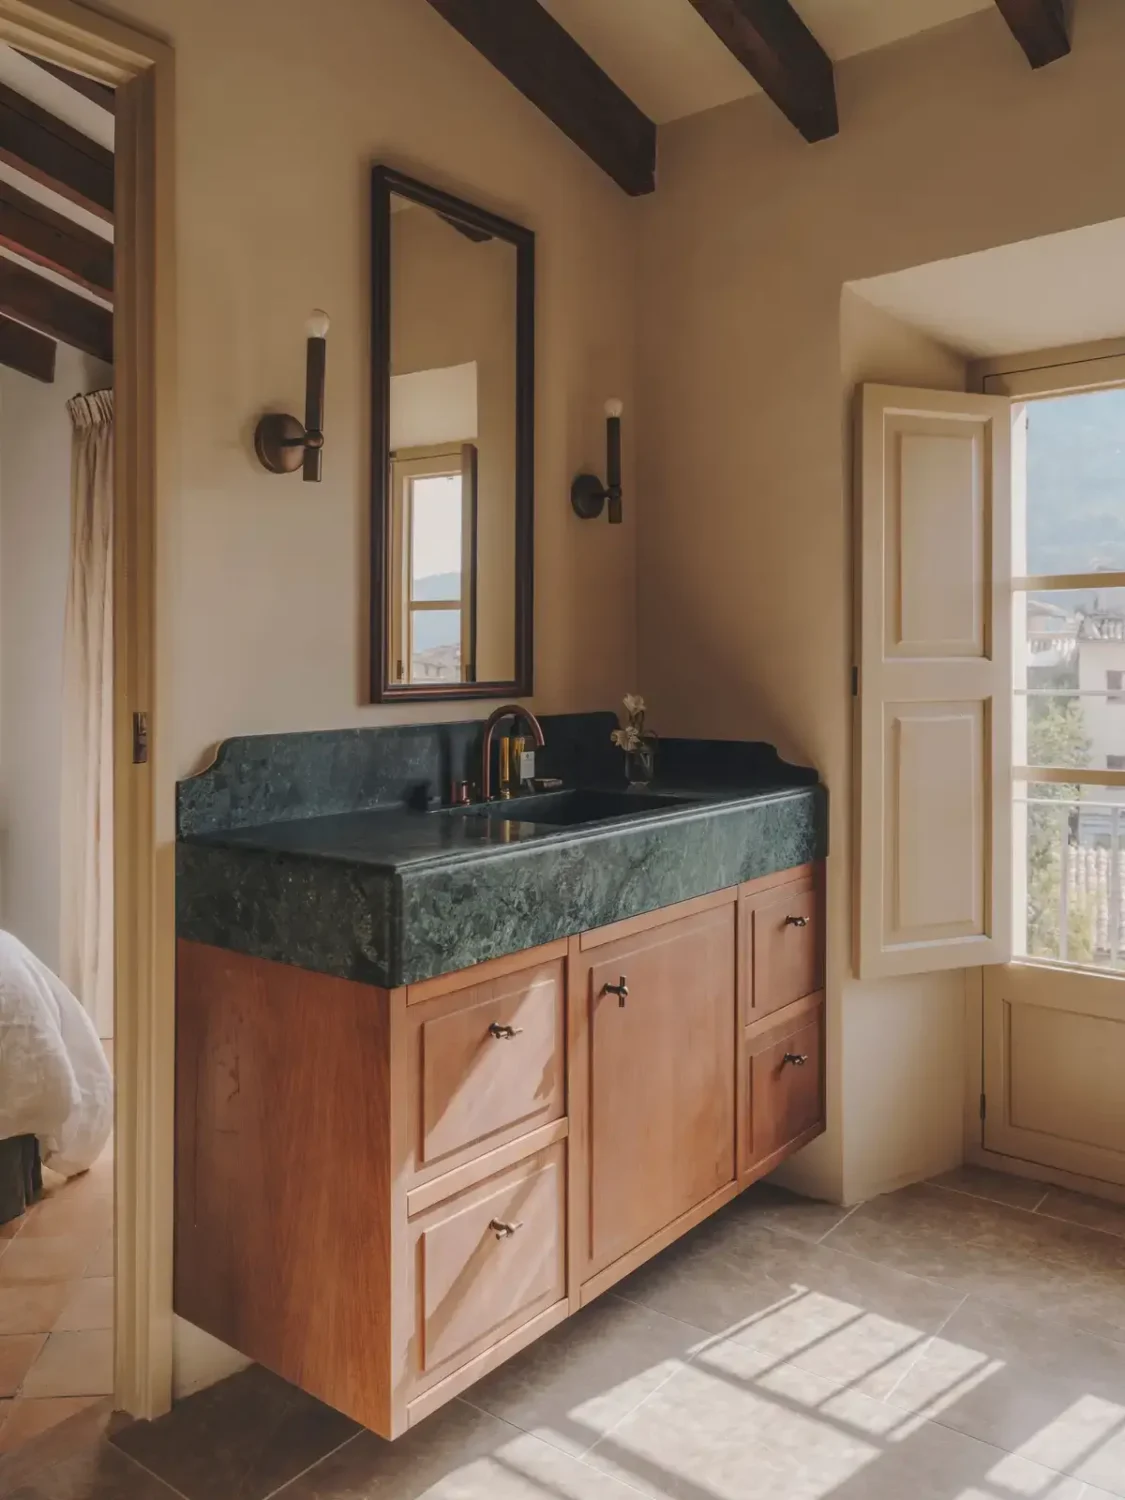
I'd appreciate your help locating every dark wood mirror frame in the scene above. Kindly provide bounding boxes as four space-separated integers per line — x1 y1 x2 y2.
369 165 535 703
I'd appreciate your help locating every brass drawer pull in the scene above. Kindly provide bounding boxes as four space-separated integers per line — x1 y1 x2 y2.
488 1021 524 1040
785 914 810 928
782 1052 809 1068
603 976 629 1007
489 1218 523 1239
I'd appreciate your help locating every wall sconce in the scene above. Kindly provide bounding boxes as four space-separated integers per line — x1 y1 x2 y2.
571 398 624 523
254 309 330 481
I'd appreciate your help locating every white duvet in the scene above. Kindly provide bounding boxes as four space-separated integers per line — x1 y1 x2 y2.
0 929 112 1176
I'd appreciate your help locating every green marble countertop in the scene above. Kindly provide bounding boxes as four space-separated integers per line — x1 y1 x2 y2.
177 780 828 988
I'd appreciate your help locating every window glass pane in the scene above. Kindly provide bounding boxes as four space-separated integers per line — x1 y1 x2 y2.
1017 784 1125 971
410 474 462 601
1020 693 1125 769
1027 388 1125 575
410 607 461 682
1019 589 1125 767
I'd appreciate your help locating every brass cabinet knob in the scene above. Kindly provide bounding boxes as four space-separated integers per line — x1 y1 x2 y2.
603 976 629 1007
488 1021 523 1040
782 1052 809 1068
785 914 810 928
489 1218 523 1239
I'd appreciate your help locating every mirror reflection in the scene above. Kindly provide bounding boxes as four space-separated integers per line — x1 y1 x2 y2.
386 191 521 688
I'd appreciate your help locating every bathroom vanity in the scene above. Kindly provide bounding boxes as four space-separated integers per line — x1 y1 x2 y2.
173 717 827 1439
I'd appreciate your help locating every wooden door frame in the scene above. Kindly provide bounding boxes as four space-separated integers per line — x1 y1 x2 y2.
0 0 175 1419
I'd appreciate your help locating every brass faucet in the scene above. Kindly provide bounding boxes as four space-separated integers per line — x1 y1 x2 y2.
480 705 545 802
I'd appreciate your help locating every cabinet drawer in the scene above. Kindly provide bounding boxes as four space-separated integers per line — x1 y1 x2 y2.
744 1002 825 1175
410 1143 566 1392
742 872 823 1022
408 959 564 1178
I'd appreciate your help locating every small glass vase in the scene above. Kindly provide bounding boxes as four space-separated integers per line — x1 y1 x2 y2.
625 739 657 788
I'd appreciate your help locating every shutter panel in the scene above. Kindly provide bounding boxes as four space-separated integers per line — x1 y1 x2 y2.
856 384 1014 979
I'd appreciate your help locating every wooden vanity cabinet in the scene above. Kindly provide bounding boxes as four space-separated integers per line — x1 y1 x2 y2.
174 862 824 1441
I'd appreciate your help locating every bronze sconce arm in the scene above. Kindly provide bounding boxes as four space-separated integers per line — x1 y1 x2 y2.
571 398 624 523
254 309 330 482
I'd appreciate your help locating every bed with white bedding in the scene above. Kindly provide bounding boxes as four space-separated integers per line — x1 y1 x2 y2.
0 930 112 1222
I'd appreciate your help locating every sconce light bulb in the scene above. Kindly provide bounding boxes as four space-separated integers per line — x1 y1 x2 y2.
306 308 331 340
604 398 624 420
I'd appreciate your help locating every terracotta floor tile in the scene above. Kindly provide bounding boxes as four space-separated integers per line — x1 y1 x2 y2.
0 1282 70 1337
20 1330 113 1399
0 1395 101 1453
83 1239 113 1279
54 1279 113 1333
0 1236 89 1287
0 1333 46 1397
20 1197 112 1242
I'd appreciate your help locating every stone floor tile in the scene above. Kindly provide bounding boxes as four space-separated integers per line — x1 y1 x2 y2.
929 1166 1050 1212
583 1336 1083 1500
721 1182 855 1244
111 1364 359 1500
467 1293 700 1458
274 1401 649 1500
1037 1188 1125 1240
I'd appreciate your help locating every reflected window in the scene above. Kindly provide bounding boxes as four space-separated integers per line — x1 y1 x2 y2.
389 445 477 684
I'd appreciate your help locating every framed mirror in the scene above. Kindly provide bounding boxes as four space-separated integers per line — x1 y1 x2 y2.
370 166 535 701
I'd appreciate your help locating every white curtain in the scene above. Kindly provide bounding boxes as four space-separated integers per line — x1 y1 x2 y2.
60 390 114 1038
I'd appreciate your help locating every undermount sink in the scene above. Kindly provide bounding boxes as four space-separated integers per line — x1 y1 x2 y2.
468 788 696 828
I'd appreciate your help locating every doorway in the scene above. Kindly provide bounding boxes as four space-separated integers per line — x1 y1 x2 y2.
0 0 171 1441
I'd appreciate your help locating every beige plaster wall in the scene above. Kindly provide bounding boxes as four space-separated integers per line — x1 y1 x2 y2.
90 0 638 1397
636 0 1125 1203
103 0 638 780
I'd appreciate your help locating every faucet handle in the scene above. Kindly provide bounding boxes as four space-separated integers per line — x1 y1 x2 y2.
450 780 472 807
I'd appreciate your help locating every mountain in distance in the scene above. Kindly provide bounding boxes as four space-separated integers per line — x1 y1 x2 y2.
411 572 461 651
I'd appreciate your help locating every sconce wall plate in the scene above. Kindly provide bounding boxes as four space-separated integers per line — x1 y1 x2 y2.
255 413 308 474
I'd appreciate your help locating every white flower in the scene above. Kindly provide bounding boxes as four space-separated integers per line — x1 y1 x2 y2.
623 694 646 718
611 725 642 751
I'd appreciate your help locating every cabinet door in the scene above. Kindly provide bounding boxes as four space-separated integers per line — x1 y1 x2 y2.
577 903 736 1279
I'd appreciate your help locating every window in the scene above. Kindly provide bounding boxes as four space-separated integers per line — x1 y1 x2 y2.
1007 384 1125 972
388 445 477 685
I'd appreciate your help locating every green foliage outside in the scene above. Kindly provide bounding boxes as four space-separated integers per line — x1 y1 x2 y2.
1025 688 1093 962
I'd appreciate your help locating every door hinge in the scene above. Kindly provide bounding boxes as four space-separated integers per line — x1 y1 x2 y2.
979 1092 987 1122
851 665 859 697
132 711 149 765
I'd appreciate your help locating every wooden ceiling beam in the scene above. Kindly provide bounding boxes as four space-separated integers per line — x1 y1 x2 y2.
0 259 111 362
0 179 112 298
424 0 655 196
993 0 1071 67
688 0 837 142
15 51 115 114
0 80 113 221
0 312 55 382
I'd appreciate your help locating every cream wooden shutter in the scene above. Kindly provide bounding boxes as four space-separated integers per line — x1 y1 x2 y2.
855 384 1013 979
